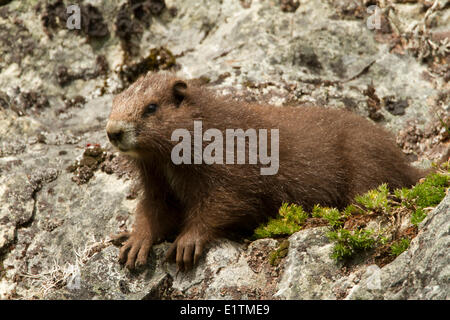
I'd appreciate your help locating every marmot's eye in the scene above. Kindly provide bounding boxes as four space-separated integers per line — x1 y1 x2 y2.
143 103 158 116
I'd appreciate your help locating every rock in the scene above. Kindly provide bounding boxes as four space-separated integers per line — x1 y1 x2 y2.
271 192 450 300
275 227 342 299
346 193 450 300
27 238 281 300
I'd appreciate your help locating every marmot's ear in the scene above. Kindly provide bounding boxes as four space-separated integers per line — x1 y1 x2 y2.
173 80 188 106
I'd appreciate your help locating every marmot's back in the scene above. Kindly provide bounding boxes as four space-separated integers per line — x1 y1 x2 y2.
268 105 423 209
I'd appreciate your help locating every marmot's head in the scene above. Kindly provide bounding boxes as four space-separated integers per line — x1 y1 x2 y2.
106 72 190 158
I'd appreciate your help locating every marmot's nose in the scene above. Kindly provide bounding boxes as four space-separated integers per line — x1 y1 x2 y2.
107 129 123 144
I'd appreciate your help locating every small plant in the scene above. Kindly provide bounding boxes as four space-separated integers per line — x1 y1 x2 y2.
278 203 309 225
409 173 448 208
327 228 377 261
407 173 448 226
311 204 343 227
321 207 343 228
390 238 410 257
394 187 412 207
252 203 308 239
311 204 323 218
355 184 390 212
411 208 427 226
343 204 360 217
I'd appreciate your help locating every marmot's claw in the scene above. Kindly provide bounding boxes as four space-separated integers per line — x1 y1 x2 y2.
165 234 206 272
119 240 132 265
135 240 152 267
114 231 152 270
163 241 177 264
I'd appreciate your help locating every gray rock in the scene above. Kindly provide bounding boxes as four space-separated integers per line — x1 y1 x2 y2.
346 193 450 300
272 193 450 300
275 227 342 299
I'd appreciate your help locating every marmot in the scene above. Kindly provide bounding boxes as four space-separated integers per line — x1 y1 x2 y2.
106 72 423 271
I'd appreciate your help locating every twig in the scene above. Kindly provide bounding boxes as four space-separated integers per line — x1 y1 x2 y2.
341 60 377 83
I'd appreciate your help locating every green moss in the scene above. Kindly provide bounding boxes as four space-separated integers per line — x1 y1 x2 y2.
394 187 413 207
409 173 448 208
327 228 378 261
312 205 343 228
253 203 308 239
326 172 448 261
343 204 360 217
355 183 390 212
404 173 449 225
411 207 427 226
252 170 448 264
322 208 343 228
268 240 289 266
311 204 322 218
390 238 410 257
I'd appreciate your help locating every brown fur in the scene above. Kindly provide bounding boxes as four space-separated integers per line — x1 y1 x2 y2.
107 72 424 271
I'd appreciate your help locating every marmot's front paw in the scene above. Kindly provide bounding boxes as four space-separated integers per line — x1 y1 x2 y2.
111 230 153 270
164 232 207 272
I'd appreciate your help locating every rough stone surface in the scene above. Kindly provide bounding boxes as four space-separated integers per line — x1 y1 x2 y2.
0 0 448 299
275 227 342 299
